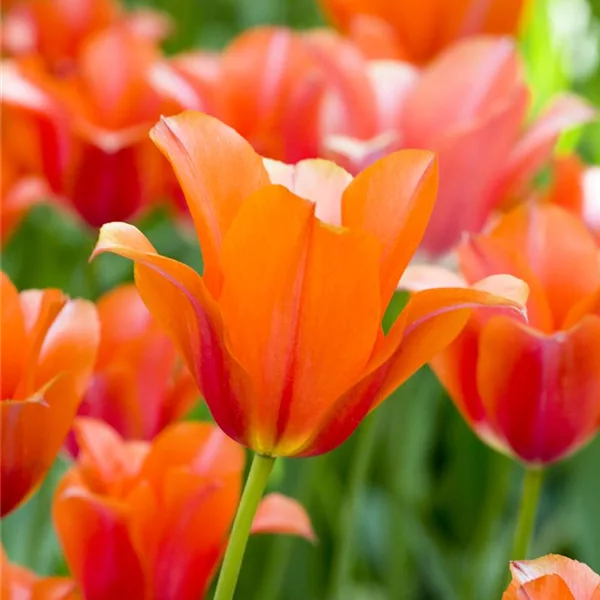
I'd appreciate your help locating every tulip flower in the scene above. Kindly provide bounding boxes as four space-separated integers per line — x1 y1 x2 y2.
324 36 596 257
319 0 528 63
503 555 600 599
543 155 600 244
1 547 79 599
1 0 171 76
0 272 99 517
66 284 198 454
92 110 528 459
53 418 314 600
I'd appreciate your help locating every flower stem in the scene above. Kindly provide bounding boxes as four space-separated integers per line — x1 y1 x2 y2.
213 452 276 600
510 467 544 561
328 413 379 600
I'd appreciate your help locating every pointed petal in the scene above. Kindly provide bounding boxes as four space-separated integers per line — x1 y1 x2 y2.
251 493 315 541
0 272 26 398
509 575 575 600
150 111 270 292
53 488 145 600
477 316 600 464
91 222 248 445
499 94 597 200
342 149 438 307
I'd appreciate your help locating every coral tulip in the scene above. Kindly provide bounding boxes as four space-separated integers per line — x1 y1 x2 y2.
0 273 99 517
1 547 79 599
324 36 596 256
319 0 528 63
91 111 527 458
53 418 314 600
503 555 600 599
1 0 171 76
410 203 600 464
66 284 197 454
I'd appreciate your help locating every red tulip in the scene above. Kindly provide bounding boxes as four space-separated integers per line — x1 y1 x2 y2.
1 547 79 600
503 555 600 600
0 272 99 517
91 111 527 457
407 202 600 464
319 0 528 63
53 418 314 600
324 36 596 256
66 284 198 454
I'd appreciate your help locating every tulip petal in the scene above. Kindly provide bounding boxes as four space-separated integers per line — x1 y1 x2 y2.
53 488 145 600
499 94 597 200
149 111 270 292
32 577 79 600
510 555 600 597
0 272 26 398
251 493 316 542
490 203 600 327
219 184 381 455
342 149 438 307
505 575 575 600
91 222 249 445
477 315 600 463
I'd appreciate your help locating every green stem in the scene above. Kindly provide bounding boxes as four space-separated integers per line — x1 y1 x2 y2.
213 453 276 600
510 468 544 561
328 413 380 600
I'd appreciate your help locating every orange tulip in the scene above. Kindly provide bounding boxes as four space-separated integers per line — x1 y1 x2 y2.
0 272 99 517
503 555 600 600
543 155 600 244
66 284 198 454
91 111 527 457
319 0 529 63
1 546 79 600
324 36 596 256
53 418 314 600
411 203 600 464
1 0 171 76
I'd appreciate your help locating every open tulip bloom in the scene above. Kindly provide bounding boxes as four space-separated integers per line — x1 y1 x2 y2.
90 110 528 598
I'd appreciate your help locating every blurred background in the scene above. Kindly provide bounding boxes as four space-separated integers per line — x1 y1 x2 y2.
2 0 600 598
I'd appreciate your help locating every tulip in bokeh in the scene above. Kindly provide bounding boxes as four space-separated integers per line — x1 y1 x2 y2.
324 36 596 256
503 555 600 599
0 272 99 517
409 203 600 464
319 0 528 63
1 546 79 600
53 418 313 600
66 283 197 454
91 111 527 458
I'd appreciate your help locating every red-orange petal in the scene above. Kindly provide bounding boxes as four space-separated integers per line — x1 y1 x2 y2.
149 111 270 293
251 493 316 542
342 149 438 308
477 316 600 464
91 222 248 445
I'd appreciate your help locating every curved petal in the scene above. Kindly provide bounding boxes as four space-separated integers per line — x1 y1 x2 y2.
490 203 600 327
342 149 438 308
91 222 249 445
32 577 80 600
53 487 145 600
251 493 316 542
298 276 527 456
477 315 600 464
498 94 597 201
510 555 600 596
149 111 270 293
503 575 575 600
219 185 381 455
0 272 26 399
